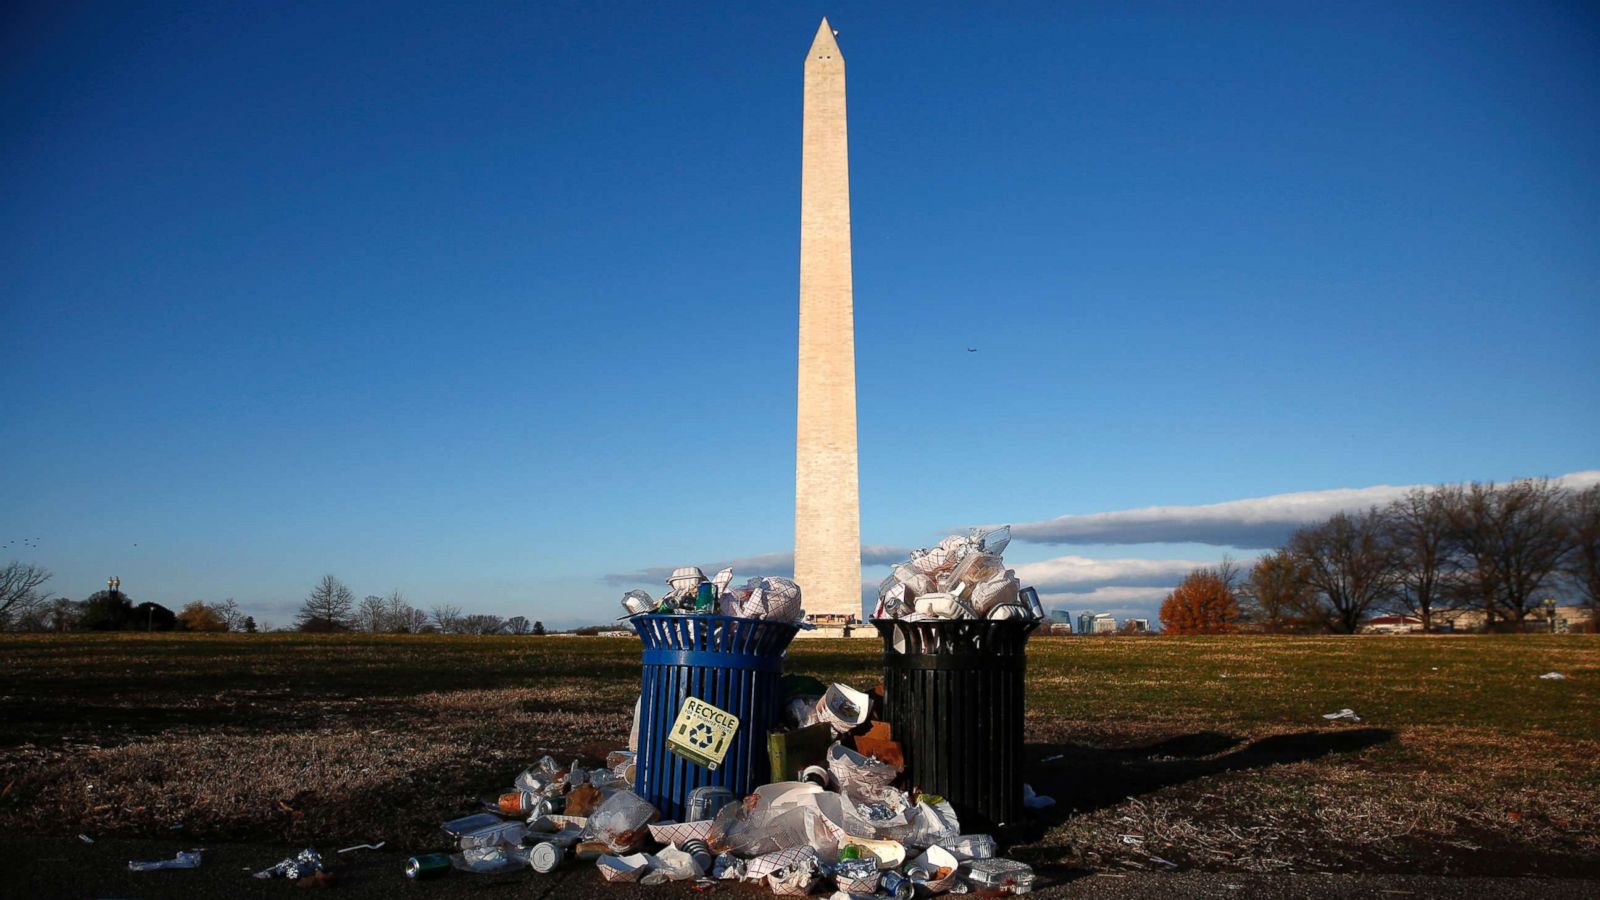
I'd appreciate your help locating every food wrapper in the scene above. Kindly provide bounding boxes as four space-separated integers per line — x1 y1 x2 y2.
818 683 870 733
598 853 656 882
833 859 881 893
766 856 820 896
827 742 899 793
745 847 819 880
722 576 804 622
649 819 713 846
907 845 960 893
970 571 1021 616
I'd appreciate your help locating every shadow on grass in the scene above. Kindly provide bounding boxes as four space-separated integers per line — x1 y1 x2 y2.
1008 728 1395 880
1025 727 1394 820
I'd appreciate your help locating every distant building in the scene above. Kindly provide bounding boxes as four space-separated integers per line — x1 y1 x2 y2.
1123 618 1150 634
1429 605 1593 633
1047 608 1074 633
1360 615 1424 634
1078 612 1116 634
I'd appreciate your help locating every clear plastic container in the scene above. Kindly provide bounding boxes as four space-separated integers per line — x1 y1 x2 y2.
964 858 1035 893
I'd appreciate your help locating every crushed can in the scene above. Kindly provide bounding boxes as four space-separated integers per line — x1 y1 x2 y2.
529 842 564 873
405 853 451 880
685 785 736 823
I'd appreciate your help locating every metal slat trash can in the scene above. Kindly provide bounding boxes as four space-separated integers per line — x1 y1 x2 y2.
633 614 800 820
873 618 1038 833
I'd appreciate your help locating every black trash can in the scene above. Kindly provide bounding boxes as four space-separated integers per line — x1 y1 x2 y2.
873 618 1037 833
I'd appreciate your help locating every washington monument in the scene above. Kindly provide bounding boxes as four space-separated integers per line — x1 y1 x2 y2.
794 18 861 625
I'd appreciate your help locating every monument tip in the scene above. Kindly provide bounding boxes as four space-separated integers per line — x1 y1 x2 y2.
807 17 842 60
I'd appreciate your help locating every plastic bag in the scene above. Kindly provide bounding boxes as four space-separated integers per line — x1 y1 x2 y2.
653 845 704 880
786 696 822 728
706 800 815 857
891 798 959 847
586 789 658 851
827 742 899 794
452 845 527 874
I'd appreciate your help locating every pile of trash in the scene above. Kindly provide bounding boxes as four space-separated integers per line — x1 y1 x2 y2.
621 566 805 623
873 527 1043 622
418 677 1042 895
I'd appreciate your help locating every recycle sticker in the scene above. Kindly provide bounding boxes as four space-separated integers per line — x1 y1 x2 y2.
665 697 739 771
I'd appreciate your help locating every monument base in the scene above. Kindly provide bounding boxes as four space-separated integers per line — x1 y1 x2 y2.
795 623 874 639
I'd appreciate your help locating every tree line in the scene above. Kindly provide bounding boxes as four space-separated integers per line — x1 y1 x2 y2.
0 565 543 635
0 566 259 633
1160 478 1600 634
295 574 543 635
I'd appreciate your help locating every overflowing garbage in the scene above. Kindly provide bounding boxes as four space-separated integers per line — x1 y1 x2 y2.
872 527 1044 622
412 676 1038 895
622 566 806 623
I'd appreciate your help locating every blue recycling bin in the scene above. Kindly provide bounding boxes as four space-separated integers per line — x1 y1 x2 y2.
632 614 799 820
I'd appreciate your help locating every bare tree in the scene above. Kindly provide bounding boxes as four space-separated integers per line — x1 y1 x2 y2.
1450 480 1573 627
430 603 463 634
459 613 505 635
356 595 387 632
1288 509 1401 633
1386 486 1458 632
297 575 355 632
505 615 532 635
211 598 246 632
1239 548 1315 632
1569 484 1600 612
0 562 53 629
380 590 424 633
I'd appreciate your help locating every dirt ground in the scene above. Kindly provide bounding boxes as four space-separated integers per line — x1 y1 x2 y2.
1 632 1597 896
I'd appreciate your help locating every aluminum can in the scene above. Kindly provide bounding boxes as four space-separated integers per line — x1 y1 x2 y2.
405 853 451 879
881 870 913 900
497 790 535 815
529 842 564 873
1019 586 1045 619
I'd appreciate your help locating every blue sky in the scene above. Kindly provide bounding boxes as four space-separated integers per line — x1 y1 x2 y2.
3 1 1596 629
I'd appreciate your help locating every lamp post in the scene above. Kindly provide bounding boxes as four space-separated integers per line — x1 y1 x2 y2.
1543 597 1558 634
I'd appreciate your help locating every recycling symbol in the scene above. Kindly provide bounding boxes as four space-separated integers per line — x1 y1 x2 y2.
687 722 715 749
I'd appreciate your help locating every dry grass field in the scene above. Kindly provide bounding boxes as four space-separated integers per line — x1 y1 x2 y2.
1 632 1596 880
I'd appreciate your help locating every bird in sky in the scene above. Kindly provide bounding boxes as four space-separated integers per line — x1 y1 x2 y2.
967 347 978 352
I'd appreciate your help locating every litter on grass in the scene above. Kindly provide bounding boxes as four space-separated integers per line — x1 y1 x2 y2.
1322 708 1362 722
128 850 202 872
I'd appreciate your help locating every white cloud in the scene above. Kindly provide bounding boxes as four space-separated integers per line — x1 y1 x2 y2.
1013 555 1221 592
1010 470 1600 549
